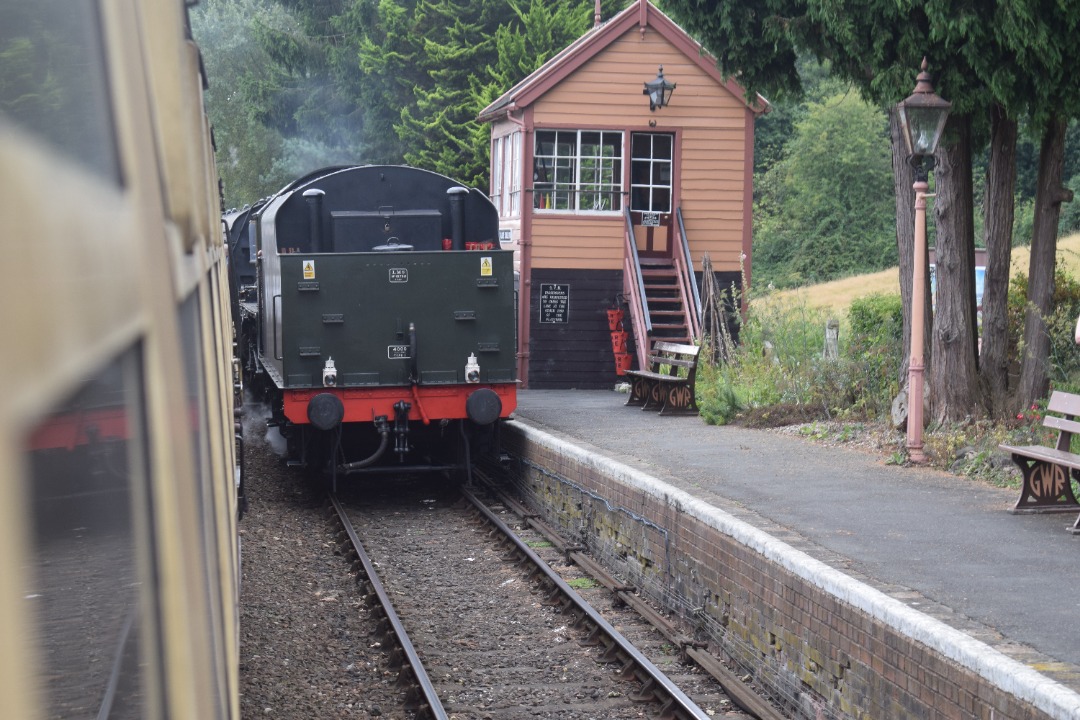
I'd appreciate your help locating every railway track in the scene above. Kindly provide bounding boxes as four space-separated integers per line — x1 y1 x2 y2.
328 476 772 719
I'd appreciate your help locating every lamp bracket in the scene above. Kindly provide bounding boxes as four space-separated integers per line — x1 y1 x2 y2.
906 154 935 183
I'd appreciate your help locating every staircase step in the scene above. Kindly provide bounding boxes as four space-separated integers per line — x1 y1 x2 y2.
628 250 696 346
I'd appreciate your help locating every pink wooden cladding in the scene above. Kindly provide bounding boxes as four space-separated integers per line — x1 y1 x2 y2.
526 27 750 273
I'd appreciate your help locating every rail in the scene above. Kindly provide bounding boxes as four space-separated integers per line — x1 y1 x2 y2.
675 207 702 342
329 494 449 720
478 475 782 720
623 207 652 366
461 484 713 720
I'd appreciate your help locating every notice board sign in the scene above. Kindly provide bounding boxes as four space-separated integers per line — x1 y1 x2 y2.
539 283 569 324
641 211 661 227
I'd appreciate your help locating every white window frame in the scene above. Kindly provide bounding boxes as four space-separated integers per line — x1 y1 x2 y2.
491 132 523 218
509 132 521 216
491 137 504 215
630 132 673 214
533 129 623 213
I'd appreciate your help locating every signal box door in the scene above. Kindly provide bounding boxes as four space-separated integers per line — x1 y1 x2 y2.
629 132 675 258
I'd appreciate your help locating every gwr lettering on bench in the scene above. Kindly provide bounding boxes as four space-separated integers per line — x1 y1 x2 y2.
623 341 700 416
999 390 1080 533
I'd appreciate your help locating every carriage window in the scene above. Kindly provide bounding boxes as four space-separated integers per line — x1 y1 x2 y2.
0 1 120 182
23 348 153 719
179 290 230 715
533 130 622 212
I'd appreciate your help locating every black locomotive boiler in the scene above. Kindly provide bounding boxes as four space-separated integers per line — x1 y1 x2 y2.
240 165 518 479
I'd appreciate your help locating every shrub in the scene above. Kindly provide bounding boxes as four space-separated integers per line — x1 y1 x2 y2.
1006 268 1080 392
844 293 904 419
697 291 902 425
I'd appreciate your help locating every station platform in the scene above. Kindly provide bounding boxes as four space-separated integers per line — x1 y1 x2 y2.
511 388 1080 711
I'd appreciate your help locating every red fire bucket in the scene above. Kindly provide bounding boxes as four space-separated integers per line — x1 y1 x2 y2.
614 352 633 375
607 308 624 331
610 331 628 354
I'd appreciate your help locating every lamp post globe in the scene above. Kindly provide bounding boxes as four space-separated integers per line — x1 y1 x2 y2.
897 58 952 163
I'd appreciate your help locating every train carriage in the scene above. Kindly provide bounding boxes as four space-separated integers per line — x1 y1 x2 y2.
0 0 240 718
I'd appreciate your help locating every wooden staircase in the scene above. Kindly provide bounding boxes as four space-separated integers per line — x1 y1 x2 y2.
639 257 691 343
620 206 701 367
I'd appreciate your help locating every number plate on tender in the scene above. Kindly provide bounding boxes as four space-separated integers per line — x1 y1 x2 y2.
388 345 411 359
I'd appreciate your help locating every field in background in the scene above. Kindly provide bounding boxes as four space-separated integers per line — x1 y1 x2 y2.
765 232 1080 316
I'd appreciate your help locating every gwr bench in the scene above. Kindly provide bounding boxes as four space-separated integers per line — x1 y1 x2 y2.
999 391 1080 531
624 341 700 416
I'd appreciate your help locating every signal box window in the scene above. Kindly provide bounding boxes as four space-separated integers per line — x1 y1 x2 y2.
630 133 673 213
533 130 622 212
491 132 522 218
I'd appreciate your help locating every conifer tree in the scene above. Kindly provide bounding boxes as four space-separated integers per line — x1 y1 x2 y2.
668 1 1080 415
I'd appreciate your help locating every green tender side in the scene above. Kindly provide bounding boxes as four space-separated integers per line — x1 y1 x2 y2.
279 249 516 388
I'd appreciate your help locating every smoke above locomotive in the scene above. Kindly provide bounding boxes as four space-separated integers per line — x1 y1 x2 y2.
236 165 518 480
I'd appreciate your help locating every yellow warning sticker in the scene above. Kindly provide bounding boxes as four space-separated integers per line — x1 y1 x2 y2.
480 256 492 277
303 260 315 279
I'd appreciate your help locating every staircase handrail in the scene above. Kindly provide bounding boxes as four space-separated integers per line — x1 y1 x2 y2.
675 207 702 342
623 207 651 365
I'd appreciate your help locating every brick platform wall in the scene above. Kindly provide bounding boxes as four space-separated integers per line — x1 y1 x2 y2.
502 422 1080 720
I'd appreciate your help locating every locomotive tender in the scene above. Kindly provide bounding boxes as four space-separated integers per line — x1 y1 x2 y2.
241 165 518 478
1 0 240 717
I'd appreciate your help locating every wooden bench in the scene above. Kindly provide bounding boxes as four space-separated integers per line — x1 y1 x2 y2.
999 391 1080 529
624 341 700 416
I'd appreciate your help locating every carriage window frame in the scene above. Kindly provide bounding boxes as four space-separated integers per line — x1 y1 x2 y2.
0 1 122 184
22 346 158 718
533 130 623 213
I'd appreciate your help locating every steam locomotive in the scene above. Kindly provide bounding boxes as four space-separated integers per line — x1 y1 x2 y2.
235 165 518 481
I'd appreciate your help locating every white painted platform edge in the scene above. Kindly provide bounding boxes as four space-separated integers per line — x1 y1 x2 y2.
512 420 1080 720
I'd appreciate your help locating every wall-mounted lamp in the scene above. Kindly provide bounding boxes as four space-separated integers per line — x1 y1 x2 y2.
643 65 676 111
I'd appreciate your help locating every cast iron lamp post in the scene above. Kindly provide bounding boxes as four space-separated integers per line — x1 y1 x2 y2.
896 58 951 463
644 65 676 111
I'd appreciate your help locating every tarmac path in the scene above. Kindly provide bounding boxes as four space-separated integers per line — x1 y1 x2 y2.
513 389 1080 677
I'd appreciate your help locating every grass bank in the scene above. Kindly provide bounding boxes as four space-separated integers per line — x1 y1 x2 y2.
703 232 1080 490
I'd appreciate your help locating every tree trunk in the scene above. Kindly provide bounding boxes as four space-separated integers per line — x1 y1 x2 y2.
929 113 982 423
1017 115 1070 408
890 108 923 387
979 104 1018 417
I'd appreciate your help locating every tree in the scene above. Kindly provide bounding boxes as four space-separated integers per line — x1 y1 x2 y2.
662 0 988 423
978 104 1018 416
984 0 1080 408
193 0 367 206
342 0 426 165
928 114 984 421
754 91 897 287
665 0 1080 420
191 0 289 207
398 0 502 184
